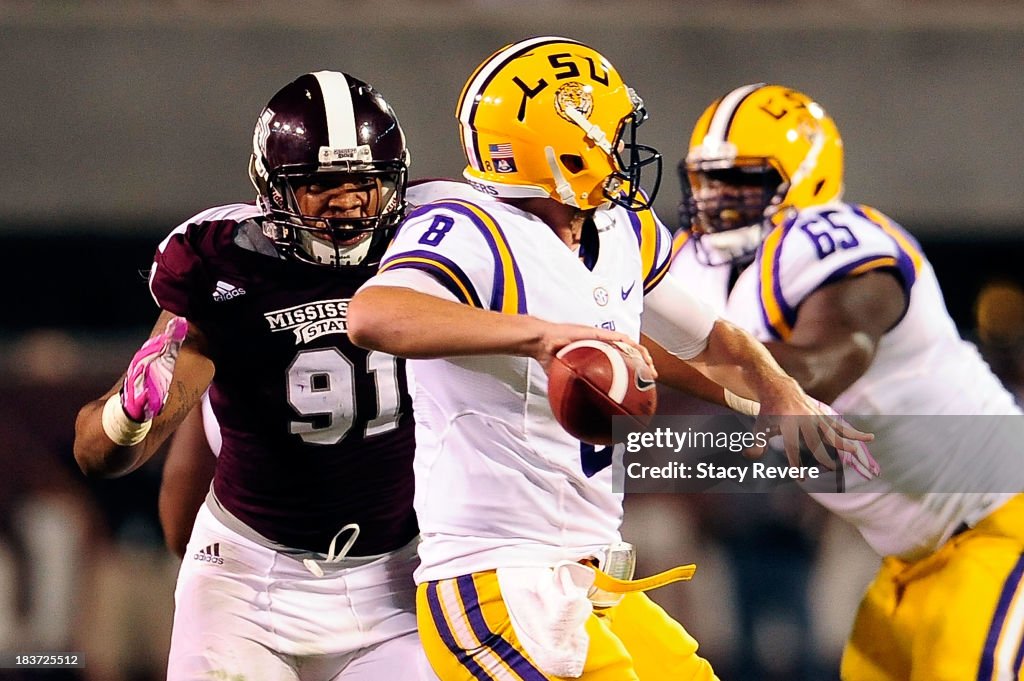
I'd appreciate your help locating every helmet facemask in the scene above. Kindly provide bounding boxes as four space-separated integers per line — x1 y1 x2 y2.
678 84 845 266
259 160 407 269
606 94 662 210
680 157 785 266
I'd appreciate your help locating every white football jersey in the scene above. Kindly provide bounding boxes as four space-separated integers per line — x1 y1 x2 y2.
669 201 1024 559
364 189 676 582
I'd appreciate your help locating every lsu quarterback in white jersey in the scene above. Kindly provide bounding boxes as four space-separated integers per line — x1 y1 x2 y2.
669 82 1024 681
378 178 679 582
348 39 869 681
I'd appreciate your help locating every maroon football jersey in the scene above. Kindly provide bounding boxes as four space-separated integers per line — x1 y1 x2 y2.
149 203 416 555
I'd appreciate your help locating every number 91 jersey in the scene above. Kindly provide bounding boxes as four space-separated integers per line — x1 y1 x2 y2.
149 203 416 555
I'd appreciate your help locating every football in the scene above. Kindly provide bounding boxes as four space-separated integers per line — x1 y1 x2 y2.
547 340 658 445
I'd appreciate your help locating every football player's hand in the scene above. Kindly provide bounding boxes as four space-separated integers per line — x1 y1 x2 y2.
537 323 656 379
808 398 880 480
756 387 877 478
121 316 188 422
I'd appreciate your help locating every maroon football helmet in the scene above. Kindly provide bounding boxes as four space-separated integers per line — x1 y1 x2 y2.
248 71 409 268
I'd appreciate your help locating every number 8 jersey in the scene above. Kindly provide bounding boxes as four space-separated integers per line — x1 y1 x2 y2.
363 193 677 582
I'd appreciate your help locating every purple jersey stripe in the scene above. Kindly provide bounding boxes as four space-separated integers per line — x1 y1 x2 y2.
380 249 484 308
644 255 671 293
456 575 548 680
429 200 528 314
403 202 440 224
757 224 796 340
391 202 449 244
851 205 920 290
627 206 669 293
644 215 666 290
629 209 643 246
820 255 907 292
771 227 797 331
425 581 496 681
977 552 1024 681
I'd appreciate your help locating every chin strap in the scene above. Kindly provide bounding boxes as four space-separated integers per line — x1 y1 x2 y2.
789 129 826 196
563 106 614 155
545 146 580 207
697 223 764 266
548 104 624 208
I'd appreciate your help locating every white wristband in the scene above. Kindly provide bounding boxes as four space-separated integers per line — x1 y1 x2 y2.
724 389 761 417
101 393 153 446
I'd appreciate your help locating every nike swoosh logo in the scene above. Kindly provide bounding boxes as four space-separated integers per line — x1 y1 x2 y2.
635 374 656 391
621 281 636 300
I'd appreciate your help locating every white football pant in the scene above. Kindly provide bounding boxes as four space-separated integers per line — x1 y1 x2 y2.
167 503 437 680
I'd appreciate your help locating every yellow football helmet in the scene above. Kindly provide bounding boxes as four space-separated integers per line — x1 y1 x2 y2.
681 83 844 264
456 36 661 211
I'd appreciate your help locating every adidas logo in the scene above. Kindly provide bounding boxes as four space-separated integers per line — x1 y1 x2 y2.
193 542 225 565
212 280 246 302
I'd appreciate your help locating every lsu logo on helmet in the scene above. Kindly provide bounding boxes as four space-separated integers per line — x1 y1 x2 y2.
456 36 661 211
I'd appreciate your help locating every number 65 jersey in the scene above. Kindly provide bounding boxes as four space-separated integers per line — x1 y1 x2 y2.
148 202 416 556
669 201 1024 560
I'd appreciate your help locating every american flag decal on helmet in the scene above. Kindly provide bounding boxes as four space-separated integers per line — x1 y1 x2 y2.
488 143 517 173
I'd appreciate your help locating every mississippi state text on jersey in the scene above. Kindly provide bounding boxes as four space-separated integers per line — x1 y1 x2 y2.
149 202 416 555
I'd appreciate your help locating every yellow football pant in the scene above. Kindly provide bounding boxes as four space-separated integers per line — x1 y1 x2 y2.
842 494 1024 681
417 570 718 680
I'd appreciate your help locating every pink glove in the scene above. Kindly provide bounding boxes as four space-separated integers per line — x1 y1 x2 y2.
811 399 881 481
121 317 188 422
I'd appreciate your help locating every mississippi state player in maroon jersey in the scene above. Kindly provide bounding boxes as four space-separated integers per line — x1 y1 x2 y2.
73 71 437 681
159 396 217 558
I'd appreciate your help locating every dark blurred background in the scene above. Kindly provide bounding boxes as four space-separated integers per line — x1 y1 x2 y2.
1 1 1023 679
